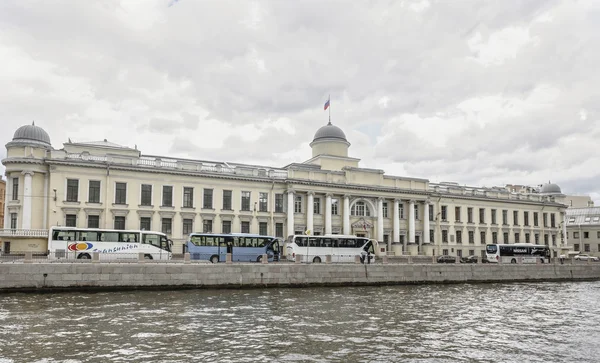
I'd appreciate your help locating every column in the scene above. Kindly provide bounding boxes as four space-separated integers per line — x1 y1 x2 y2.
393 199 400 248
43 172 49 229
377 197 384 241
408 199 415 245
325 193 332 235
423 201 430 244
22 171 34 230
561 212 567 247
343 194 351 235
286 190 294 236
306 192 314 234
3 175 10 229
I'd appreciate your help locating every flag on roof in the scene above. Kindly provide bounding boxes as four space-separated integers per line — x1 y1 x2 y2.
324 97 330 111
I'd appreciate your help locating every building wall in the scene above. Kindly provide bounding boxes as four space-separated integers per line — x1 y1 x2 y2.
0 179 5 229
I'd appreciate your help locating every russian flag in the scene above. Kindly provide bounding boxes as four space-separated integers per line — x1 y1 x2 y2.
324 98 330 111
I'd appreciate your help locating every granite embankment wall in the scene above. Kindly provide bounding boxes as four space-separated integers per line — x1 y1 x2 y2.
1 262 600 292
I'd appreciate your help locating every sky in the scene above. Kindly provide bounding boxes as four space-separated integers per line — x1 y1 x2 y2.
0 0 599 203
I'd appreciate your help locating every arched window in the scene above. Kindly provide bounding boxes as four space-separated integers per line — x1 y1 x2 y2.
351 201 371 216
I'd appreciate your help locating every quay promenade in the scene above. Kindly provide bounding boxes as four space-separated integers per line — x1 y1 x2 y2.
1 254 599 292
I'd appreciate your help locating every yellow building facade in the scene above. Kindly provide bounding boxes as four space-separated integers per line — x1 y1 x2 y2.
1 122 569 257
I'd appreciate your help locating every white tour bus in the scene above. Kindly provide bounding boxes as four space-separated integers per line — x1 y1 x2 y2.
48 226 173 260
485 243 550 264
285 234 377 263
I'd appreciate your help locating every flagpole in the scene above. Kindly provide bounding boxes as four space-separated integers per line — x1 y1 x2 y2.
328 94 331 125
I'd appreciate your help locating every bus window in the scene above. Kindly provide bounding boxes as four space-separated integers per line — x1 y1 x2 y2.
120 232 138 243
257 238 267 248
190 235 202 246
296 237 307 247
143 234 160 248
160 236 170 251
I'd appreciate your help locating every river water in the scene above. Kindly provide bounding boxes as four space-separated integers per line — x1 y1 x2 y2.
0 281 599 362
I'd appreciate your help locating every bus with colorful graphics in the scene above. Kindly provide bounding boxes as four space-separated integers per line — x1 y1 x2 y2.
48 226 173 260
485 243 550 264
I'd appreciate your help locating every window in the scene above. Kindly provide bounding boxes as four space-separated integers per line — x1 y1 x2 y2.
552 234 556 246
400 203 406 219
313 197 320 214
584 232 589 239
525 233 530 243
441 205 447 221
88 215 99 229
162 186 173 207
543 213 548 227
429 207 434 221
351 201 371 216
491 209 497 224
574 243 580 252
294 196 302 213
503 232 509 243
222 220 232 234
573 232 580 239
140 217 151 231
551 213 556 228
533 212 539 227
524 212 529 226
241 191 251 211
332 199 339 215
10 213 17 229
12 177 19 200
204 189 214 209
584 244 590 252
241 221 250 233
115 182 127 204
183 219 193 235
514 232 520 243
275 223 284 237
259 222 268 236
141 184 152 206
223 190 232 210
383 202 388 218
414 204 419 220
544 234 549 245
480 231 485 244
513 211 519 225
65 214 77 227
162 218 172 234
114 216 126 230
468 231 474 244
66 179 79 202
443 249 449 255
203 219 213 233
275 193 284 213
456 230 462 243
598 231 600 239
88 180 100 203
502 210 508 225
442 230 448 243
467 208 473 223
492 232 498 243
455 207 461 222
430 229 434 243
585 217 591 222
259 192 268 212
183 187 194 208
534 234 539 244
479 208 485 224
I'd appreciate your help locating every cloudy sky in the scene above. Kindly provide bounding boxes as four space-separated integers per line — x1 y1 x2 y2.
1 0 598 202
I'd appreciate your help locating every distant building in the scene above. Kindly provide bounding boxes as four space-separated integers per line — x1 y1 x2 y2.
2 122 569 257
566 207 600 256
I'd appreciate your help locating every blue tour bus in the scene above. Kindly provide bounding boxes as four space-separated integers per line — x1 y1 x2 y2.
186 233 281 263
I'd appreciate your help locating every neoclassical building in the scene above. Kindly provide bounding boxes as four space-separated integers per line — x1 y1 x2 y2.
2 122 570 257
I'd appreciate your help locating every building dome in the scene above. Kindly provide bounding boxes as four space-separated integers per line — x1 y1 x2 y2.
313 122 347 142
540 182 562 194
11 122 51 147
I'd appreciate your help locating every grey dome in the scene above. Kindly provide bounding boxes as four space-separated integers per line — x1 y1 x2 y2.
313 122 347 142
12 122 51 146
540 182 562 194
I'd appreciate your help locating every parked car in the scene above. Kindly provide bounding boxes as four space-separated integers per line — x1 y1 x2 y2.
574 254 599 262
437 255 457 263
460 255 479 263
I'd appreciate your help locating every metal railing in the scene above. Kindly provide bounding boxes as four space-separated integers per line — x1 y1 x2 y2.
0 229 49 237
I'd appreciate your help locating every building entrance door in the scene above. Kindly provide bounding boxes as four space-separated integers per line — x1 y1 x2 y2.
3 241 10 254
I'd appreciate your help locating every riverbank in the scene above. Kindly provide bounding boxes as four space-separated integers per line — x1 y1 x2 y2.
1 261 599 292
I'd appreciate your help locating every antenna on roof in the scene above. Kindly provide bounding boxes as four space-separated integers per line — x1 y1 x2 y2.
68 138 72 143
135 144 137 150
32 121 35 126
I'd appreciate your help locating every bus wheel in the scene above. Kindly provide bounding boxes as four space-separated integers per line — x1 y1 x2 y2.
511 258 517 264
313 256 322 263
144 254 153 260
256 255 263 263
210 255 219 264
77 253 91 260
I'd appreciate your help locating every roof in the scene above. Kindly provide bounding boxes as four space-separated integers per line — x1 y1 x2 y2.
566 207 600 225
70 139 134 150
540 182 562 194
313 122 347 142
11 122 51 147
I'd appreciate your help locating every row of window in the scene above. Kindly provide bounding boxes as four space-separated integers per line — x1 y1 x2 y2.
572 231 600 239
568 216 600 223
63 213 286 237
573 243 600 253
440 206 557 227
439 230 558 245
